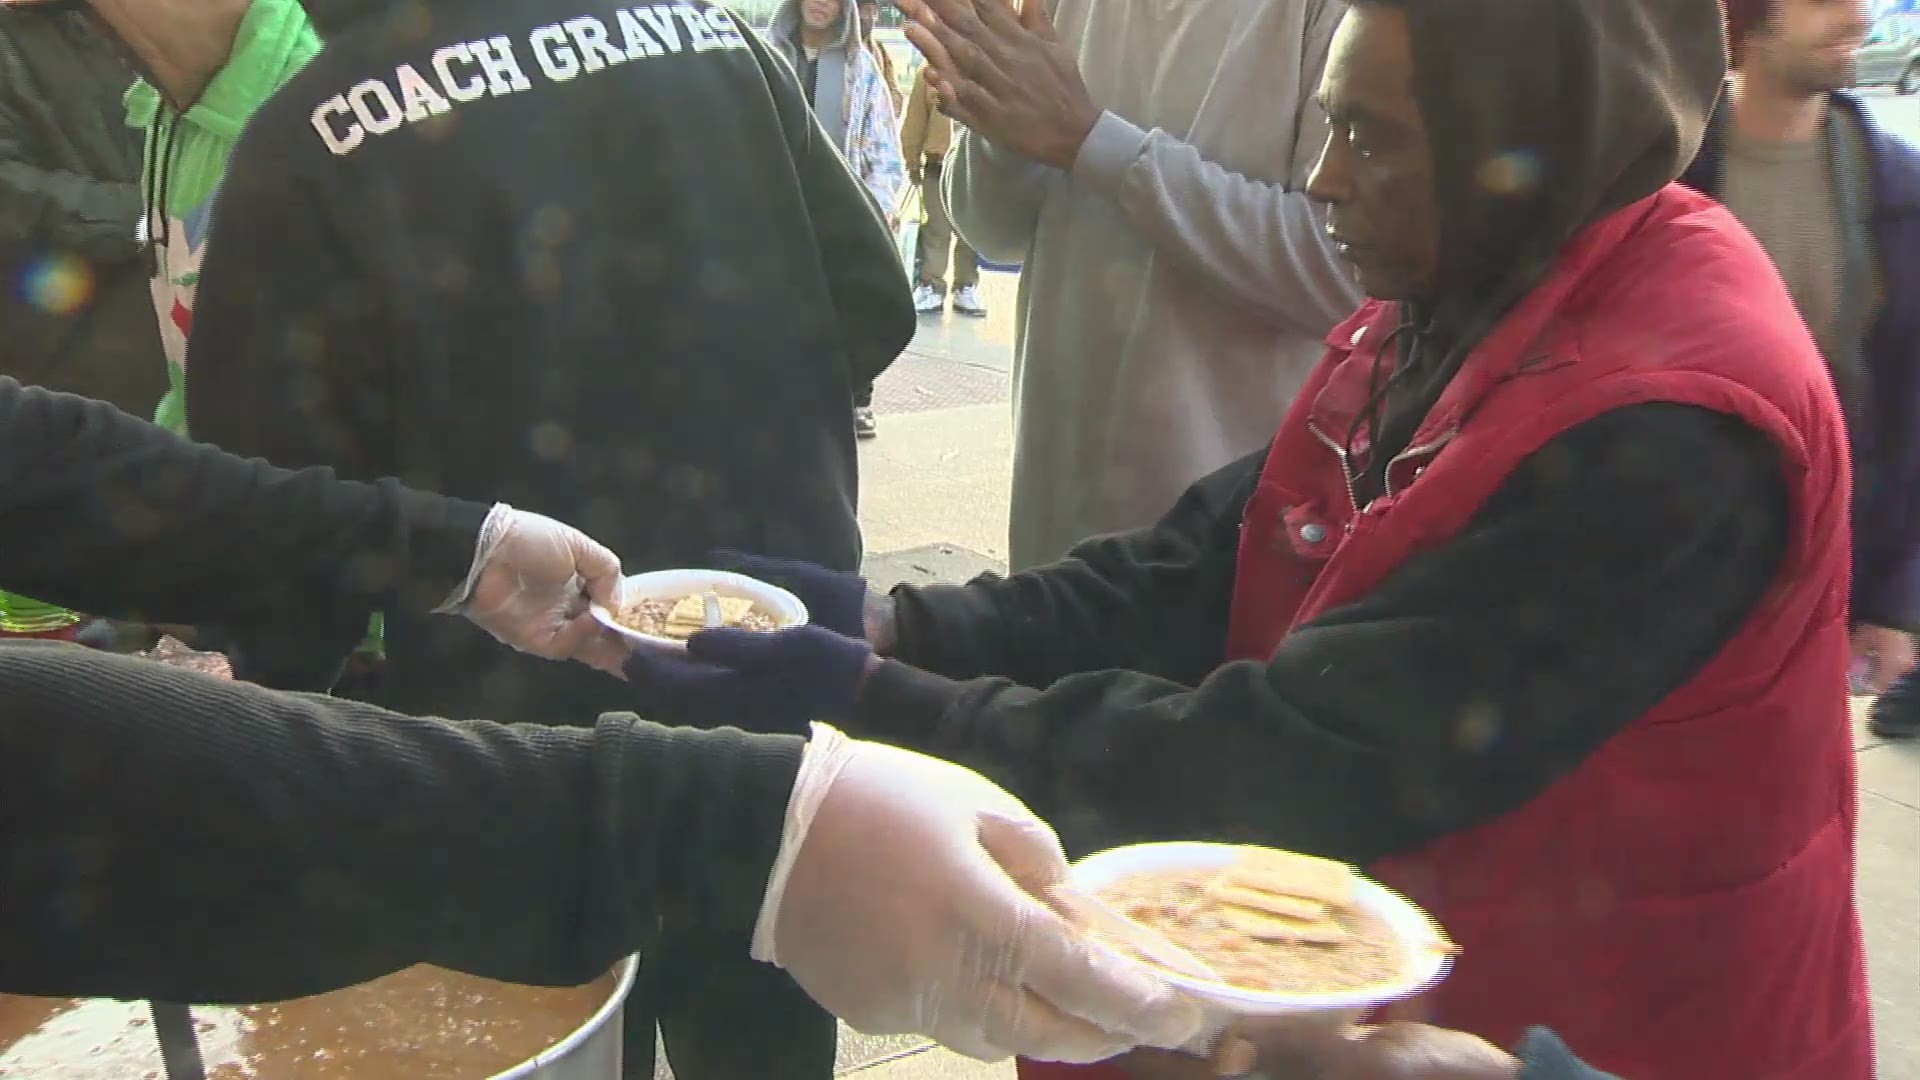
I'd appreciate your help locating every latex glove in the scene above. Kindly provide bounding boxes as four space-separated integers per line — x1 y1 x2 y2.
440 504 628 675
713 550 871 637
758 723 1204 1062
1850 624 1916 695
622 626 872 732
1118 1023 1521 1079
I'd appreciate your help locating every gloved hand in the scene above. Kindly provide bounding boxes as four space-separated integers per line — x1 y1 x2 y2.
441 504 629 675
622 626 873 731
759 724 1204 1063
713 550 871 638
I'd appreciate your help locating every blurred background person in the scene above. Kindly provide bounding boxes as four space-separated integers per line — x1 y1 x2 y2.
923 0 1360 569
860 0 903 113
771 0 908 439
901 67 988 318
1682 0 1920 735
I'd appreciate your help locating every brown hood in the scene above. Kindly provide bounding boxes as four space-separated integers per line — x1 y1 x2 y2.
1405 0 1727 309
1350 0 1729 500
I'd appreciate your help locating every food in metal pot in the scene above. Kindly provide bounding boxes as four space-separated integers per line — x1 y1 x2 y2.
0 965 618 1079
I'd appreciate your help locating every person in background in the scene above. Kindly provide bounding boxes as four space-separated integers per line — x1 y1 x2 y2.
628 0 1875 1074
173 0 914 1073
858 0 902 114
771 0 908 439
901 68 987 317
911 0 1360 569
1681 0 1920 736
0 0 168 645
0 379 1200 1071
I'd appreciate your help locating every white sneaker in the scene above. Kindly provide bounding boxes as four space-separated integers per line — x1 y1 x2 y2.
952 284 987 317
912 284 944 314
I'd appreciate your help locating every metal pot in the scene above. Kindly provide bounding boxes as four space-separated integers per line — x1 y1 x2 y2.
132 956 641 1080
495 955 638 1080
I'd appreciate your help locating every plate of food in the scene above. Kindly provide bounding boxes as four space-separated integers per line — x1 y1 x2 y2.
591 570 809 653
1063 842 1455 1019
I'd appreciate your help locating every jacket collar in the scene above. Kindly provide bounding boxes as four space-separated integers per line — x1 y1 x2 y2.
1311 192 1669 451
1684 86 1920 214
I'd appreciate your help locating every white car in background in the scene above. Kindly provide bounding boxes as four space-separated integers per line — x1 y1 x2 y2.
1857 13 1920 93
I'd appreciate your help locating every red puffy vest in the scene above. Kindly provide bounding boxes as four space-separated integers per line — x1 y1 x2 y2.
1020 187 1870 1079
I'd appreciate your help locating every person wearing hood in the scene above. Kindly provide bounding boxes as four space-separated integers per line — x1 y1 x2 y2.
769 0 908 439
1678 0 1920 740
622 0 1873 1076
770 0 907 216
165 0 914 1073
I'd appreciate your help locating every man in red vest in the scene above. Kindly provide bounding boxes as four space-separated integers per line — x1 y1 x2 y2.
622 0 1875 1075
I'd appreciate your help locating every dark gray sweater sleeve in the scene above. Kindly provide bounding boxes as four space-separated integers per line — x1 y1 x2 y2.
852 404 1787 860
0 644 800 1004
0 377 488 629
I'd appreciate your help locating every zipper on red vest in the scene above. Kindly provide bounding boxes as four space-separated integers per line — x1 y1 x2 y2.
1384 429 1460 499
1307 421 1362 530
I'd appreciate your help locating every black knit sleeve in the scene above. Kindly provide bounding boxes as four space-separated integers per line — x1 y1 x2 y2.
0 643 800 1003
0 378 488 629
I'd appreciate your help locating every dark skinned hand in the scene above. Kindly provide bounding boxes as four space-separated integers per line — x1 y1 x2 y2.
1117 1023 1522 1080
899 0 1102 170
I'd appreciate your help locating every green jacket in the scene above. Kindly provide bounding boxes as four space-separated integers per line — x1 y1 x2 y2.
127 0 321 436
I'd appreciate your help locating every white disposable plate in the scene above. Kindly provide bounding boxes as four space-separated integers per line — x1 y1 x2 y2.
1068 841 1453 1018
590 570 809 653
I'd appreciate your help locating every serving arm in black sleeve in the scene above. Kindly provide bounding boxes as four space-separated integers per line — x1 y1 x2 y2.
852 403 1788 860
0 377 487 630
0 643 800 1002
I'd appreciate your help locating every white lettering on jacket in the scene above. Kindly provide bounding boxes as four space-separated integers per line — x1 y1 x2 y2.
313 4 749 157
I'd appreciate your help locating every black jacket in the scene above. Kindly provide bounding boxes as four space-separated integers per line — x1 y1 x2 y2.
185 0 915 721
0 378 801 1003
0 4 166 417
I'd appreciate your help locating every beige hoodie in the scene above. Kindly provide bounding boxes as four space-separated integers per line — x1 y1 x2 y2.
943 0 1361 569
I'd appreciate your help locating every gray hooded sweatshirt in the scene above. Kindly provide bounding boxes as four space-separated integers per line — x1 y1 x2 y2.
766 0 859 152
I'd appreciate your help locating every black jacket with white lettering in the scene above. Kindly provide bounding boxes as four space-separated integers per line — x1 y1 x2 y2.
184 0 914 722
